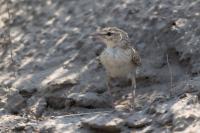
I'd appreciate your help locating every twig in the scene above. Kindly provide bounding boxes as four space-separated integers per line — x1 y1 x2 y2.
166 54 173 96
154 36 174 96
53 110 113 118
6 0 13 61
6 0 16 77
154 36 160 48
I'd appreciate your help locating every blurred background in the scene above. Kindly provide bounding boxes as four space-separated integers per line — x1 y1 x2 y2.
1 0 200 132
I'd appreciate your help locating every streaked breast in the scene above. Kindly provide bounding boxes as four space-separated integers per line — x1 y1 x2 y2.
100 47 134 78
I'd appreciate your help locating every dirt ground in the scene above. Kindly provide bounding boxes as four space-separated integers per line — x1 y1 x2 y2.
1 0 200 132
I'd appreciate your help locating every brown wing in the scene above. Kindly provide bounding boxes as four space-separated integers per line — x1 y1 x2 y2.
131 48 141 66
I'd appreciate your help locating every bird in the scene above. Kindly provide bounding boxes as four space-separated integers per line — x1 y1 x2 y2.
91 27 141 110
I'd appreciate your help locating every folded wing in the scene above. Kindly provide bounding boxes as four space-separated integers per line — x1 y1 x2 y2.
131 48 141 66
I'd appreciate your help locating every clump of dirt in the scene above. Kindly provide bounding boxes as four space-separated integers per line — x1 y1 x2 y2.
1 0 200 132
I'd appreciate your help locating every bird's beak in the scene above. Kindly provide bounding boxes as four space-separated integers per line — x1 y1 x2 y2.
90 32 105 41
90 31 107 45
90 32 103 37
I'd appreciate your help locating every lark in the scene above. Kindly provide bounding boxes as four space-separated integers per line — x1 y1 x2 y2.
91 27 141 110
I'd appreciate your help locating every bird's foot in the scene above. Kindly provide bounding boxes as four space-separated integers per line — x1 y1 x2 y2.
129 104 135 113
110 98 115 109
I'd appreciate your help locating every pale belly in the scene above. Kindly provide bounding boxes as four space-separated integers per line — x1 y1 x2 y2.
100 48 135 78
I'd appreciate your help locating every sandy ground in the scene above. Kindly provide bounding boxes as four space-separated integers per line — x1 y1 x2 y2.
1 0 200 132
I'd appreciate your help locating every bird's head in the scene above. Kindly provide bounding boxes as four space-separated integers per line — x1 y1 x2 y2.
91 27 130 48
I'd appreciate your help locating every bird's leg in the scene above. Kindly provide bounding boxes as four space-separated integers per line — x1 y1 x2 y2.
130 77 136 111
106 76 114 108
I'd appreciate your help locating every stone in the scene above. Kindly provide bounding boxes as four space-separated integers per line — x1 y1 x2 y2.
45 78 77 93
46 95 66 110
68 92 111 108
2 79 15 88
24 125 35 133
0 108 6 116
39 126 56 133
19 87 37 98
82 113 125 132
0 98 5 108
12 123 26 132
173 116 195 131
126 113 152 128
174 18 188 28
146 105 156 115
84 84 106 94
5 92 26 114
115 105 129 112
185 94 198 105
175 81 199 97
140 125 154 133
146 103 168 115
156 128 172 133
156 113 173 126
27 96 47 117
154 104 168 114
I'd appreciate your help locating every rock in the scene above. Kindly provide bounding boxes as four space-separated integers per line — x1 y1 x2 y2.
156 113 173 126
152 95 169 104
0 108 6 116
19 87 37 98
24 125 35 133
0 97 5 108
140 125 154 133
185 94 198 105
157 128 172 133
0 115 28 132
85 84 106 94
82 113 125 132
39 126 56 133
46 95 67 110
27 96 47 117
154 104 168 114
115 105 129 112
174 18 188 28
5 92 26 114
2 78 15 88
126 113 152 128
12 123 26 132
173 116 195 131
45 78 77 93
68 92 111 108
146 105 156 114
175 80 199 97
173 119 188 131
147 103 168 115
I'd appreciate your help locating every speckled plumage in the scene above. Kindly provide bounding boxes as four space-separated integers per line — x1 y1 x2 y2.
100 46 140 78
92 27 141 110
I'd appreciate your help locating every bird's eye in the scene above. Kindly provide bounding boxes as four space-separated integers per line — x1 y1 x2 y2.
106 32 112 36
